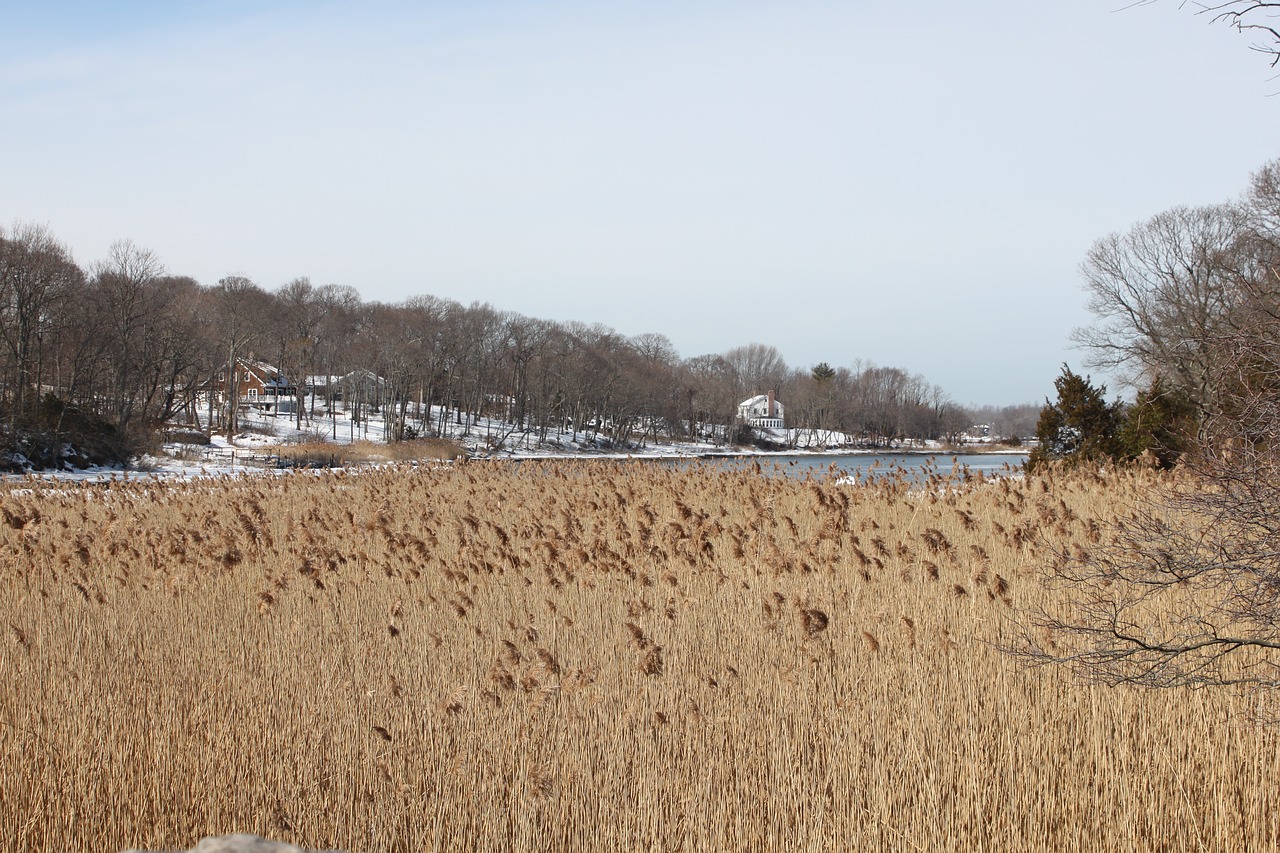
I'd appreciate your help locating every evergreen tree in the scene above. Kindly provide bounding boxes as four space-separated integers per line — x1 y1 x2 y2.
811 362 836 382
1028 365 1122 470
1118 377 1197 469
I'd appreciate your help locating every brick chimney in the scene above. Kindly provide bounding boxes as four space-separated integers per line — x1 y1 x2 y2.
767 389 775 418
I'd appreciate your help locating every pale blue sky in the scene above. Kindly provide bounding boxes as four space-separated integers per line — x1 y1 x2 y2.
4 1 1279 405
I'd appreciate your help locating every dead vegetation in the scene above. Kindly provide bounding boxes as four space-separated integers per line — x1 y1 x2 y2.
0 461 1275 851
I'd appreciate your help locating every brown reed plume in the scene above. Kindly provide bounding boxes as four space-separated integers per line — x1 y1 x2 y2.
0 461 1273 852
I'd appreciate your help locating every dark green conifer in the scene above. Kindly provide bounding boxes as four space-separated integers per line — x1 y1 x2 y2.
1119 377 1197 468
1028 365 1123 470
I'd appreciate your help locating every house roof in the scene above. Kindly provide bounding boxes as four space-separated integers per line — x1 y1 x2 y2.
235 358 291 387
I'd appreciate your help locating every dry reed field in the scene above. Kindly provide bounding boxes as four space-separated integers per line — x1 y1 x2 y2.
1 460 1276 852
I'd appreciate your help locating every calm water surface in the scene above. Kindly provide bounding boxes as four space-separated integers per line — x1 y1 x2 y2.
680 452 1027 484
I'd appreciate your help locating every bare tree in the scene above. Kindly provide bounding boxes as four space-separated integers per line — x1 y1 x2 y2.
504 314 552 434
1131 1 1280 67
723 342 788 403
89 240 170 432
678 353 738 443
626 333 681 443
270 278 365 429
210 276 272 435
395 294 456 437
1074 203 1245 419
1018 158 1280 697
311 284 362 430
146 276 214 429
560 322 628 445
0 223 85 433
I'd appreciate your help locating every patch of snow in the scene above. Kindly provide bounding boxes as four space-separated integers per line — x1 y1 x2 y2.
121 834 348 853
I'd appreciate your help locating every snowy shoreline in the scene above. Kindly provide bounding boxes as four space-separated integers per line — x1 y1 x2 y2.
1 445 1027 485
2 405 1027 484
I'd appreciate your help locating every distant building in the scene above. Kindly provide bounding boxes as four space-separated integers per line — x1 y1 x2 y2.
306 370 391 410
738 391 785 429
213 357 295 414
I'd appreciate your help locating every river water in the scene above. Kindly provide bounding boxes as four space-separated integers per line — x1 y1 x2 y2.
678 452 1028 484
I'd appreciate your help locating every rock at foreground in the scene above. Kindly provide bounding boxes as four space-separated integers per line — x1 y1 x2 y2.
121 834 351 853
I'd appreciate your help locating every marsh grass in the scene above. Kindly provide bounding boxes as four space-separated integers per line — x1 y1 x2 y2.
0 461 1275 851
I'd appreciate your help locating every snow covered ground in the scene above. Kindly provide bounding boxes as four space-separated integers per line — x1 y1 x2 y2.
121 834 345 853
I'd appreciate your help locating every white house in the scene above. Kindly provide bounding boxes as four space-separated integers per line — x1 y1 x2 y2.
738 391 784 429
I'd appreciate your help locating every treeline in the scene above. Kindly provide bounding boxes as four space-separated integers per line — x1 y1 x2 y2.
0 224 1034 465
1031 156 1280 470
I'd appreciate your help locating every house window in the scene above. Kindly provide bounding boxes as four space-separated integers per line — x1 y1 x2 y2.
248 388 258 400
243 372 252 382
